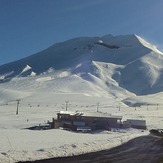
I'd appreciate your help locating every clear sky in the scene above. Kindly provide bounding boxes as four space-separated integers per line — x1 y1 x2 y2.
0 0 163 65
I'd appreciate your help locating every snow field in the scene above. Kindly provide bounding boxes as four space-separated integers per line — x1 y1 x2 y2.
0 94 163 162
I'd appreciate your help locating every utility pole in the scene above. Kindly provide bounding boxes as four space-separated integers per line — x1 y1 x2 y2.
16 99 20 115
156 104 159 111
119 103 121 111
65 101 69 111
147 104 149 111
97 102 99 112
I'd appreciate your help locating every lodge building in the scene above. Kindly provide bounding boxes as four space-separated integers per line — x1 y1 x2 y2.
52 111 123 131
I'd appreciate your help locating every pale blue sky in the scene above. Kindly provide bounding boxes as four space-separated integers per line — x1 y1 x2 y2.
0 0 163 65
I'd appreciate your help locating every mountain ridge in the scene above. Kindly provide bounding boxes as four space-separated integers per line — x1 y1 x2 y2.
0 34 163 96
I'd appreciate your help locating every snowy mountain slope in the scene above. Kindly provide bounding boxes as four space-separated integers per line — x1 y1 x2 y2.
0 34 163 98
0 34 153 77
0 37 99 78
119 51 163 95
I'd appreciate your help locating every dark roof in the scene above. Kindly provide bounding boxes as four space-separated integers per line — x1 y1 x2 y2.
58 111 122 119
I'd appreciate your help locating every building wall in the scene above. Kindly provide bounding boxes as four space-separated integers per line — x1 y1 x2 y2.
123 119 147 130
126 119 146 127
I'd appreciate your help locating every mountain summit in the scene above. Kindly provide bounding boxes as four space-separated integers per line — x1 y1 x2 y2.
0 34 163 96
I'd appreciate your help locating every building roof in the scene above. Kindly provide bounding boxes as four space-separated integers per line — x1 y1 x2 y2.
58 111 122 119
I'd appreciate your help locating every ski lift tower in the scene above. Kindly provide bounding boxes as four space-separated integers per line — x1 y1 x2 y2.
16 99 21 115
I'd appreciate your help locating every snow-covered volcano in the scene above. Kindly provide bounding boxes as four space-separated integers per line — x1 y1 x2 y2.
1 34 163 163
0 34 163 99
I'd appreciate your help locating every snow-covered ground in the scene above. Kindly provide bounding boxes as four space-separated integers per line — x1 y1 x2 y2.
0 91 163 163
